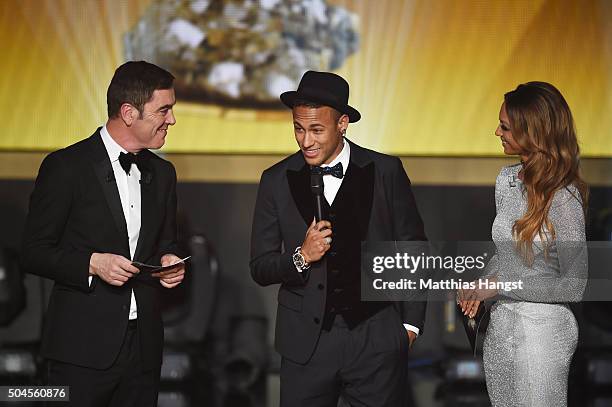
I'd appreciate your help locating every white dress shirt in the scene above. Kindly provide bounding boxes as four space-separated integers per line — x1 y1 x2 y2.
320 139 419 336
319 138 350 205
92 125 141 320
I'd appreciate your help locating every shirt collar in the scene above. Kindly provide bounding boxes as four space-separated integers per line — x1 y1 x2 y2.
100 125 128 163
321 138 350 176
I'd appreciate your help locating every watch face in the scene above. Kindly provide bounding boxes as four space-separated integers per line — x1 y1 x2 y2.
293 252 305 268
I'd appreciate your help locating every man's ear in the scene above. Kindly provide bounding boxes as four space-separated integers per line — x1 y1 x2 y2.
338 114 349 134
119 103 138 127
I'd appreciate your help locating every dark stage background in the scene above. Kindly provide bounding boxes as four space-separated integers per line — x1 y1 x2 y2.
2 178 612 406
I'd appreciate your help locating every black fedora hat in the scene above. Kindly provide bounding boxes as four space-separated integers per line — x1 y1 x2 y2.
280 71 361 122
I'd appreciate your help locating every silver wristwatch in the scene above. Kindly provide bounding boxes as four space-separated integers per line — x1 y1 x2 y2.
293 246 310 272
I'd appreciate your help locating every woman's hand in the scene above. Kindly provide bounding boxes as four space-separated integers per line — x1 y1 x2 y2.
458 278 499 317
458 298 481 319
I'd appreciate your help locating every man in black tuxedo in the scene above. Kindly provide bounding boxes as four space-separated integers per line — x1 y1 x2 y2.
250 71 427 406
21 61 185 406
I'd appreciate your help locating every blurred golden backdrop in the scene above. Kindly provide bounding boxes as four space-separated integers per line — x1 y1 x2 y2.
1 0 611 157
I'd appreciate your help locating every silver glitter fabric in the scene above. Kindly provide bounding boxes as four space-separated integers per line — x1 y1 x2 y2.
483 164 587 407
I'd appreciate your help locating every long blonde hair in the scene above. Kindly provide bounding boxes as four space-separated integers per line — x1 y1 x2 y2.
504 82 588 264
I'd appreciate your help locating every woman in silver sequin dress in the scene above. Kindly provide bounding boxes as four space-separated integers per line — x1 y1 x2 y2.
459 82 588 407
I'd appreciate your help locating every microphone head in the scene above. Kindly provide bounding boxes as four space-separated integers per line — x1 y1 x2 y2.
310 173 324 196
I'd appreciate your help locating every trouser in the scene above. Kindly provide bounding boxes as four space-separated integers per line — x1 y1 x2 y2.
280 305 411 407
45 320 160 407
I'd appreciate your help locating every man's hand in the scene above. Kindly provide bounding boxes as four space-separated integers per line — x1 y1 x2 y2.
89 253 139 286
407 330 417 349
301 219 333 263
152 254 186 288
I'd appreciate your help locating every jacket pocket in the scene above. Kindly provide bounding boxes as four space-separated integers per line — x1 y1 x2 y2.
278 288 303 312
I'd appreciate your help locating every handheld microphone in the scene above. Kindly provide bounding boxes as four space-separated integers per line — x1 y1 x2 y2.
310 173 324 222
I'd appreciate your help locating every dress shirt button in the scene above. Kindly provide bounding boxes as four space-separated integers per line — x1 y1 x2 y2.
318 284 324 290
313 318 320 324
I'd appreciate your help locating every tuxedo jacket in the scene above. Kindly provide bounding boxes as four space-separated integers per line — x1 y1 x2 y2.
21 129 178 370
250 139 427 364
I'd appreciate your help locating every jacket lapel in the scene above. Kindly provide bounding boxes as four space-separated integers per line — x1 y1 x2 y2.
87 130 130 256
287 162 313 226
330 160 374 240
345 140 375 240
133 157 155 261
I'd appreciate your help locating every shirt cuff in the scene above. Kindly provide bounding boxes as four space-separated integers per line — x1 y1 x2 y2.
88 276 93 287
403 324 420 336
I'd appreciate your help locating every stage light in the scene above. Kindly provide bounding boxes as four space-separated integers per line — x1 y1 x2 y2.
158 391 190 407
0 349 36 377
444 357 485 382
160 351 192 381
588 357 612 385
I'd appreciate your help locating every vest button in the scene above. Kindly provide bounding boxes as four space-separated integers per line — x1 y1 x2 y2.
318 284 324 290
329 213 336 220
329 251 337 257
330 269 340 275
314 318 320 324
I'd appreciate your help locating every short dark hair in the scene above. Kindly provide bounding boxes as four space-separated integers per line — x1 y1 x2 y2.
292 98 342 121
107 61 175 118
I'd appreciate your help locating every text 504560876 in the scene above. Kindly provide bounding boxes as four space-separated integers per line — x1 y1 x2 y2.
0 386 69 401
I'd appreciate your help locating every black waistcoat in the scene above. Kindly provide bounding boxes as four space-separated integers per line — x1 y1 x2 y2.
321 163 389 330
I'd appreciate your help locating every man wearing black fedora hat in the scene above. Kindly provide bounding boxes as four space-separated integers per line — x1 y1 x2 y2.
250 70 427 406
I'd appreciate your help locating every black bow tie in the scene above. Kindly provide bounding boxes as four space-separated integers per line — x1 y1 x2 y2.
118 152 145 174
312 162 344 179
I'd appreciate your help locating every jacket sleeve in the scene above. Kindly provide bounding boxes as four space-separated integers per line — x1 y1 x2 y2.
149 161 179 264
137 161 180 288
389 158 428 332
20 152 94 293
250 170 307 287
